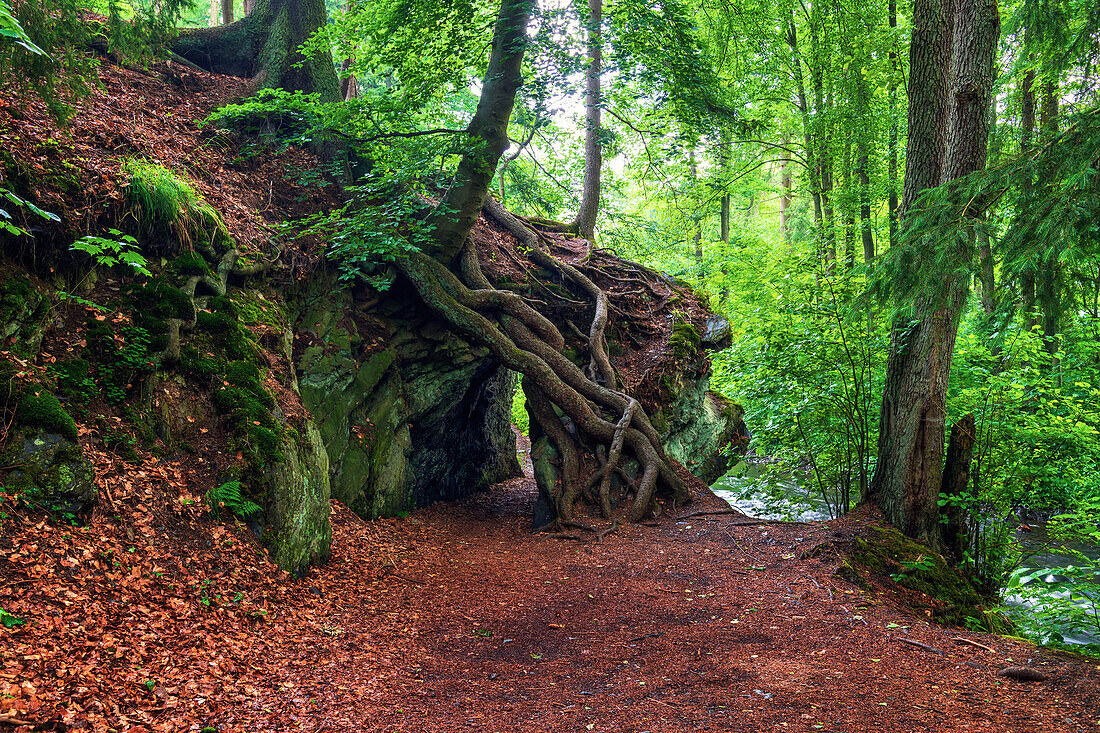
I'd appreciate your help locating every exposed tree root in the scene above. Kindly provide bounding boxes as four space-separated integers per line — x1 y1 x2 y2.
152 245 282 367
395 202 689 523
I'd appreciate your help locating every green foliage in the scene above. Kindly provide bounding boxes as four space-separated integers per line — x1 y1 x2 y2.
121 159 229 250
206 480 261 521
0 606 24 628
51 359 96 405
1 186 60 238
86 320 155 404
16 391 78 440
71 229 151 277
290 183 430 288
510 385 528 436
0 0 189 120
1001 498 1100 654
0 0 44 55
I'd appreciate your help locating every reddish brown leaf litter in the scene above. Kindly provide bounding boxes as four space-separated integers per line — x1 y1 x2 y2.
7 468 1097 733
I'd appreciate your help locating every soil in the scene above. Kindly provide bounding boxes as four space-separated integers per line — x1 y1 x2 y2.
5 462 1098 733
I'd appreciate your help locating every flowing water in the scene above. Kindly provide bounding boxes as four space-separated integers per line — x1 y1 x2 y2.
713 462 1100 647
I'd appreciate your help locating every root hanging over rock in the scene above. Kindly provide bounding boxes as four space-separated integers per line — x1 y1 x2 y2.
395 200 690 523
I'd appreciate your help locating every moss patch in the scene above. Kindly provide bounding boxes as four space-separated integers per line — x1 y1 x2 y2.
668 318 701 360
840 524 1013 633
16 391 78 441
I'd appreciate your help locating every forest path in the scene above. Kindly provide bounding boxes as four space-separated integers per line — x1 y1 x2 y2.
210 480 1100 733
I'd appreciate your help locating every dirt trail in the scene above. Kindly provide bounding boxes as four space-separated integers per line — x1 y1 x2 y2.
208 480 1100 733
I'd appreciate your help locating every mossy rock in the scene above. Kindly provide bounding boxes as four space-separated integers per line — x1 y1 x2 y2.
2 430 95 516
842 524 1013 633
669 318 701 360
168 251 212 277
16 391 78 441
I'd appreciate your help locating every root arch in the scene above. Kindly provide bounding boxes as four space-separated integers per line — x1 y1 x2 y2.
396 200 689 524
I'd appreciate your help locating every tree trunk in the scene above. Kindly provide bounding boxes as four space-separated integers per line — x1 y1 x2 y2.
574 0 603 240
720 127 731 247
209 0 219 26
243 0 256 15
1019 69 1038 330
858 140 874 266
780 137 792 254
887 0 899 249
939 413 976 564
842 141 855 270
428 0 534 263
788 18 824 235
174 0 341 104
220 0 233 24
1038 79 1062 363
690 149 704 281
977 219 995 314
868 0 998 549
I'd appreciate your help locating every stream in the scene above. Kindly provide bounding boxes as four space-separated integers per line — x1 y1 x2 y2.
713 461 1100 648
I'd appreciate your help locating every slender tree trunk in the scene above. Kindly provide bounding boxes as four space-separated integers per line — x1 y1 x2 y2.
869 0 998 548
220 0 233 24
243 0 256 15
209 0 219 26
428 0 535 262
780 137 793 254
977 219 995 314
977 92 997 314
690 149 704 281
338 2 359 101
1019 69 1038 330
574 0 603 240
888 0 900 249
720 127 731 247
1038 79 1062 363
789 18 824 233
843 141 855 269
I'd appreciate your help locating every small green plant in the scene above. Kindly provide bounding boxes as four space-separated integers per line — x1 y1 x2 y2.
207 480 261 521
121 159 229 248
1 187 58 236
70 229 150 276
0 607 25 628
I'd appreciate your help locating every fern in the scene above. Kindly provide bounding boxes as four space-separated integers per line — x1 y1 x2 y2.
206 481 261 521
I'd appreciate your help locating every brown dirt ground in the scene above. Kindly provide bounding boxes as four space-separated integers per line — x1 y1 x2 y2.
210 477 1100 733
3 465 1100 732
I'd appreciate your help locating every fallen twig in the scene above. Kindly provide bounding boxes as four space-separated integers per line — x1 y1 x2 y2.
896 637 944 656
952 637 995 654
596 519 619 543
627 631 663 642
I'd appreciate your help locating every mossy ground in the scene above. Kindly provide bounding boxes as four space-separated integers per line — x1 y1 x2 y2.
836 522 1014 634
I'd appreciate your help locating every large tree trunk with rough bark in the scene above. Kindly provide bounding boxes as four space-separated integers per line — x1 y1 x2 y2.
428 0 532 264
173 0 340 104
868 0 998 549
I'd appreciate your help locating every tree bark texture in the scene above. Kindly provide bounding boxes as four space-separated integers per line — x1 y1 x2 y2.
220 0 233 24
939 412 976 564
574 0 603 241
174 0 341 104
868 0 998 549
429 0 534 263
